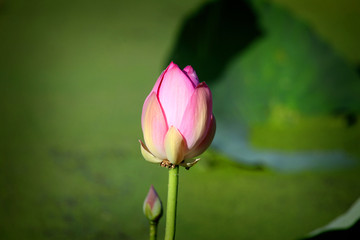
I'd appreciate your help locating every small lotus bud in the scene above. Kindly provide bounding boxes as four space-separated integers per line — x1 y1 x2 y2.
143 185 163 222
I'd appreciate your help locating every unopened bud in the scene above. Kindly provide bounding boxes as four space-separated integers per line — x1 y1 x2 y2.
143 185 163 222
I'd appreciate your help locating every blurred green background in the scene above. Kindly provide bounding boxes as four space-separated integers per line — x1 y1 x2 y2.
1 0 360 239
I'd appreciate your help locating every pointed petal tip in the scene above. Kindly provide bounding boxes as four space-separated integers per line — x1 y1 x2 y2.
140 140 163 163
183 65 193 72
164 126 186 165
180 158 201 169
168 61 178 69
183 65 199 86
197 81 209 88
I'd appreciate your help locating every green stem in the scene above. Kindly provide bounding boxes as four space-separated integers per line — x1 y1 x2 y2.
164 165 179 240
149 221 158 240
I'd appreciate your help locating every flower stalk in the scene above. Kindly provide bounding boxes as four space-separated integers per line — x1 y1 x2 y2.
165 165 179 240
149 221 158 240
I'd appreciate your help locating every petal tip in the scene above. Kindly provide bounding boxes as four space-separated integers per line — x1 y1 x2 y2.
140 140 163 163
197 82 208 88
164 126 186 165
180 158 201 169
168 61 178 70
183 65 194 73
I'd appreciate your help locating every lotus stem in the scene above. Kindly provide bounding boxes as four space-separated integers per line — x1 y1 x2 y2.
149 221 158 240
164 165 179 240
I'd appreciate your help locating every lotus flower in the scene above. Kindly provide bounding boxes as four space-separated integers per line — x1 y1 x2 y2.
139 62 216 168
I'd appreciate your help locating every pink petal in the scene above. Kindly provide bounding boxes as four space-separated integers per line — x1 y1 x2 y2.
141 94 152 128
183 65 199 86
158 63 195 128
185 114 216 159
151 62 174 94
141 63 173 126
179 82 212 150
142 92 168 159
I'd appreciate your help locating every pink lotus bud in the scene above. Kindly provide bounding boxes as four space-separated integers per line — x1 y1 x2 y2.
140 62 216 168
143 185 163 222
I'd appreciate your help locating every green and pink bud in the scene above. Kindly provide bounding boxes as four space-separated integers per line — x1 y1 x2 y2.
139 62 216 168
143 185 163 222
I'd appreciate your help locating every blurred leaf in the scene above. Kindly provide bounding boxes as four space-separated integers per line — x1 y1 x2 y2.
270 0 360 65
302 198 360 240
167 0 262 84
168 0 360 170
216 2 360 124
